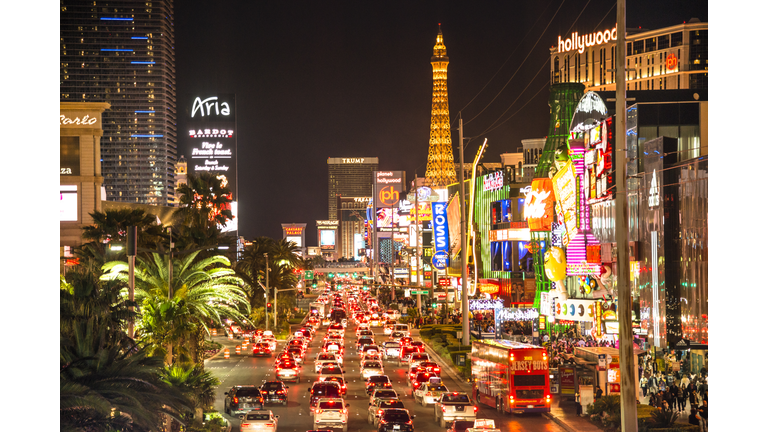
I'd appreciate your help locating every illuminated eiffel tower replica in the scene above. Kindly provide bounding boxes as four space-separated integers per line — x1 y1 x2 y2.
424 25 458 188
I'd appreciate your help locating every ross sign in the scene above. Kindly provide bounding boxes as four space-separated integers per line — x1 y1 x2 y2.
482 171 504 192
431 202 449 254
432 250 449 270
552 161 579 246
557 26 618 53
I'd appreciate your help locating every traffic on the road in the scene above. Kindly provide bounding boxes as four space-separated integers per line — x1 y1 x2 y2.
206 283 565 432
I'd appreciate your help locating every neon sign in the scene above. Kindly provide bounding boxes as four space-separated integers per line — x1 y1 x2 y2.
60 115 98 126
431 202 449 254
478 282 500 295
342 158 364 163
552 161 579 246
469 298 504 311
482 171 504 192
648 170 660 207
191 96 231 118
666 53 678 71
524 178 555 231
557 26 618 53
189 129 233 138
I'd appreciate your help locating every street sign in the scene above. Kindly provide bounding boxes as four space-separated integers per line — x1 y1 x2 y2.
432 250 449 269
411 290 429 295
304 270 313 280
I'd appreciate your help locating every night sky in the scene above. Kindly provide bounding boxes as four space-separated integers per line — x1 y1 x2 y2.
175 0 707 245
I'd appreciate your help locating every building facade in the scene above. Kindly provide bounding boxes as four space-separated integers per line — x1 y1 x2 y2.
327 157 378 220
337 196 370 261
60 0 177 206
521 138 546 183
550 20 707 92
60 102 111 260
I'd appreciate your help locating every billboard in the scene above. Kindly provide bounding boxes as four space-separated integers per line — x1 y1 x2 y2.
60 185 78 222
374 171 405 208
286 236 302 247
181 94 238 231
552 161 579 246
524 178 555 231
447 194 461 259
319 230 336 249
431 202 449 255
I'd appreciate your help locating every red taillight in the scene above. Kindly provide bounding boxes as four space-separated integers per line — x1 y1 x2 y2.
378 409 383 416
241 423 250 427
474 406 479 413
441 406 447 412
384 383 391 387
264 423 273 427
233 396 238 404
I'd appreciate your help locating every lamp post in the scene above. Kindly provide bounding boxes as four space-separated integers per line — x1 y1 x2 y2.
459 114 470 346
167 227 173 298
264 253 270 331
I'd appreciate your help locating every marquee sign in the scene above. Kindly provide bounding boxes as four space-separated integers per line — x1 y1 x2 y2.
545 298 598 322
482 171 504 192
469 299 504 311
552 161 579 246
496 308 539 322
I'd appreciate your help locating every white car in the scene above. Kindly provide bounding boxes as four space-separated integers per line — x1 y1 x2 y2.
408 352 431 368
240 410 279 432
369 388 398 405
259 335 277 351
360 360 384 380
414 380 448 406
360 353 382 368
314 398 350 432
393 323 410 336
381 342 401 360
315 352 342 373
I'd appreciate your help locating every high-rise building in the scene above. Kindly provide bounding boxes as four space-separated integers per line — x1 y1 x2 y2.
327 157 378 220
521 138 546 182
550 19 707 92
424 25 458 188
60 1 177 206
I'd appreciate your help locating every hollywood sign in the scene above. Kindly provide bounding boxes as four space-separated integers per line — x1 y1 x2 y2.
557 27 618 54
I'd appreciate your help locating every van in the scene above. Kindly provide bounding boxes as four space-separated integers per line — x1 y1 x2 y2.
393 324 410 335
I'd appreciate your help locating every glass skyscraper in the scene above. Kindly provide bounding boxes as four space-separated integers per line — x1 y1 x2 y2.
60 0 177 205
327 157 378 220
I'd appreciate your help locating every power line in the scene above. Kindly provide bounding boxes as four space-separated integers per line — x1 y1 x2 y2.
456 0 557 116
464 0 571 126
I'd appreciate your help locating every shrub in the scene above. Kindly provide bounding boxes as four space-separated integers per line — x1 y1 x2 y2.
648 408 680 428
587 395 621 417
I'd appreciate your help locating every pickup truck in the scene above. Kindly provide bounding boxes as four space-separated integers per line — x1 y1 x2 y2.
434 392 478 428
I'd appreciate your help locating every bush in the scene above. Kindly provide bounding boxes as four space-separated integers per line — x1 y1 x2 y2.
587 395 621 417
647 408 680 428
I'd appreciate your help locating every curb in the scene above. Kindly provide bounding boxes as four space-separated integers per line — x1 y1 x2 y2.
544 412 579 432
414 331 473 395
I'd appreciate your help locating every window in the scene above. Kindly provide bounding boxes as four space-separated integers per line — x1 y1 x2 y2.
645 37 657 52
633 40 644 55
658 34 670 50
513 374 545 387
671 32 683 47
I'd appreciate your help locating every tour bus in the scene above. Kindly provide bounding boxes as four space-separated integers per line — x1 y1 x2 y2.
470 339 551 414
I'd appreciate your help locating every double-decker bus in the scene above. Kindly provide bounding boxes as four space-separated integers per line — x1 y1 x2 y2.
470 339 551 414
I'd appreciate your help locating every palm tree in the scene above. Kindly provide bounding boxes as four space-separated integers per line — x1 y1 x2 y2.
160 365 220 425
271 238 303 269
174 172 233 229
102 251 251 365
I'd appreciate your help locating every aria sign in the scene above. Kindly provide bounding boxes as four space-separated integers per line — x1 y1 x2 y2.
557 26 618 53
191 96 231 118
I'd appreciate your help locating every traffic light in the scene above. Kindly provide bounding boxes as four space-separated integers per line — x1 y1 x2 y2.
266 303 272 312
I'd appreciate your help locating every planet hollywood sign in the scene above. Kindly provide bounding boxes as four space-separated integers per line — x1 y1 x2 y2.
557 26 618 54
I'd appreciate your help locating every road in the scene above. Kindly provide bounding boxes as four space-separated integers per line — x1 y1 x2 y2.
206 320 565 432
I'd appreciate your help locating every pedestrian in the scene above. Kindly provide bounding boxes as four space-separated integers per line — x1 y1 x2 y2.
595 386 603 400
688 382 697 409
676 382 686 413
575 392 583 416
658 374 666 392
695 407 707 432
640 376 648 398
669 382 680 411
700 400 708 431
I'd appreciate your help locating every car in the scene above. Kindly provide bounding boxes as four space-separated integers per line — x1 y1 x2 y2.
315 352 342 373
399 346 419 364
252 342 272 357
318 364 345 383
240 410 279 432
224 385 264 416
389 331 406 342
365 375 393 395
434 392 478 428
356 336 375 351
259 381 289 405
360 360 385 380
416 361 441 376
369 389 399 405
376 408 414 432
446 420 477 432
259 335 277 351
409 371 438 396
393 324 410 335
322 375 348 395
389 310 402 320
322 340 343 357
308 381 343 416
383 320 397 335
360 345 381 358
313 398 350 431
409 341 425 352
286 346 306 363
275 358 301 382
360 352 382 367
381 341 401 360
408 352 430 367
328 323 345 335
414 380 448 406
367 398 406 424
397 336 414 347
288 336 309 350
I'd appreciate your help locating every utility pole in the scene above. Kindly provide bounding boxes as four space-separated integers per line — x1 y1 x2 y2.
415 174 422 313
616 1 638 430
372 182 378 295
459 114 470 346
264 253 269 332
